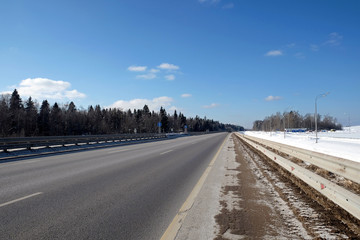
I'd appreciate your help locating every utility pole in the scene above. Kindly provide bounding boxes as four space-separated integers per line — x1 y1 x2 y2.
315 92 329 143
283 107 291 139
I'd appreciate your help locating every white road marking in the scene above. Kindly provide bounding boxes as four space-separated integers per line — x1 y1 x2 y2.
160 150 173 155
160 135 228 240
0 192 43 208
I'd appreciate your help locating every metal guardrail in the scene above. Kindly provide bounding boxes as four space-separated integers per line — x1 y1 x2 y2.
0 131 221 153
242 134 360 185
0 133 167 152
235 132 360 221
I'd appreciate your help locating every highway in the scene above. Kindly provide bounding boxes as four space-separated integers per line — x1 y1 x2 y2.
0 133 228 240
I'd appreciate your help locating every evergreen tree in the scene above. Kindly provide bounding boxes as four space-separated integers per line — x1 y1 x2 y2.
173 110 179 132
38 100 50 135
180 112 187 131
0 95 10 137
65 102 77 135
160 107 169 132
50 102 63 135
143 105 150 117
0 90 245 136
24 97 38 136
9 89 25 136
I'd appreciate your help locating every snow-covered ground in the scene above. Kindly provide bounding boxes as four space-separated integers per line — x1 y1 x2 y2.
243 126 360 163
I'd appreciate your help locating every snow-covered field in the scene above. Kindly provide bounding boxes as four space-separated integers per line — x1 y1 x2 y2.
243 126 360 163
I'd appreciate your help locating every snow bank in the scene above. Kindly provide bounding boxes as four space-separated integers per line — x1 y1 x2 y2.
243 126 360 163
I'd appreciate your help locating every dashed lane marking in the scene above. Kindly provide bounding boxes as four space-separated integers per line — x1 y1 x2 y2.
160 150 173 155
0 192 43 208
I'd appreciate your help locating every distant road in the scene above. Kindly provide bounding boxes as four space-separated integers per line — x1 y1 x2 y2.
0 133 227 239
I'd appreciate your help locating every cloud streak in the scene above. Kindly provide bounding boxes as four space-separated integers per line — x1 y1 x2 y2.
310 44 319 52
181 93 192 98
157 63 180 70
324 32 343 46
128 65 147 72
265 50 283 56
199 0 221 4
136 73 156 80
128 62 180 81
165 74 175 81
265 95 282 101
150 68 160 73
203 103 219 109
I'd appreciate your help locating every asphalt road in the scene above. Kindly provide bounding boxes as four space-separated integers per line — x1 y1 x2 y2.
0 132 228 240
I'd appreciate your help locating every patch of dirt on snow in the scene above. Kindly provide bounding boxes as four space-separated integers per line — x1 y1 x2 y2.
214 135 310 240
237 134 360 239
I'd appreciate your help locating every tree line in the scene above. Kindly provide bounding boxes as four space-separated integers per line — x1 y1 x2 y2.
252 111 342 131
0 89 243 137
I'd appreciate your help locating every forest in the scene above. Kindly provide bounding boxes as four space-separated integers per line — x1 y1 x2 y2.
0 89 243 137
252 111 342 131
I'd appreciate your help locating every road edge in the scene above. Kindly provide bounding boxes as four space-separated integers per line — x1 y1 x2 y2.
160 133 229 240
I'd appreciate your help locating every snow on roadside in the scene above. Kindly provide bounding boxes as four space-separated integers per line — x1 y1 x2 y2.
243 126 360 163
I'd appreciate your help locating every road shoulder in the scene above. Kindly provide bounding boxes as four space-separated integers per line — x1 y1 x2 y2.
175 134 233 239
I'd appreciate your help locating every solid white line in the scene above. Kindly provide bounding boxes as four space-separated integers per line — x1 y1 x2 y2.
160 150 173 155
160 134 228 240
0 192 43 208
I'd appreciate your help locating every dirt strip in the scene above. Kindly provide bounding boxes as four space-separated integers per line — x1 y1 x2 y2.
214 134 359 239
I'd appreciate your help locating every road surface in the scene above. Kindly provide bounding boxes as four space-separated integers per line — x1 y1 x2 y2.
0 133 228 240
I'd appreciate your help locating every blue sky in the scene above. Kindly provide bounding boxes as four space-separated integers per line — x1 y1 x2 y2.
1 0 359 128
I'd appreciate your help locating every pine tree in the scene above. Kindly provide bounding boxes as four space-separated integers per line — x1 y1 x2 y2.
65 102 77 135
24 97 38 136
0 95 10 137
38 100 50 135
160 107 169 133
50 102 63 135
9 89 25 136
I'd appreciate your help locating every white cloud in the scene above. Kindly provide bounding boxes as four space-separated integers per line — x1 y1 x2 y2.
150 68 160 73
65 89 86 99
203 103 219 109
324 32 342 46
265 50 283 56
265 95 282 101
168 106 180 112
128 65 147 72
181 93 192 98
107 96 174 111
1 78 86 100
136 73 156 80
165 74 175 81
157 63 180 70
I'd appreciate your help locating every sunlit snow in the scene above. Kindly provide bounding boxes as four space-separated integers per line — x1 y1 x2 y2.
243 126 360 163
